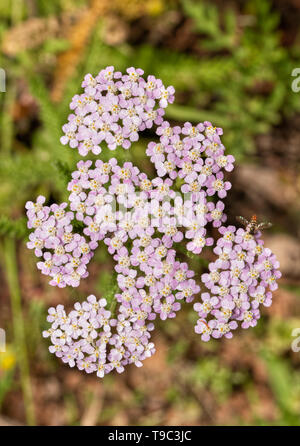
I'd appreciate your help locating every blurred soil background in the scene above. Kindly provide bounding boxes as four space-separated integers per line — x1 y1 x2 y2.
0 0 300 426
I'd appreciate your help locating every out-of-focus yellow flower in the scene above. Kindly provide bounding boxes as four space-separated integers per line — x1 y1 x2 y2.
146 0 164 16
0 348 16 371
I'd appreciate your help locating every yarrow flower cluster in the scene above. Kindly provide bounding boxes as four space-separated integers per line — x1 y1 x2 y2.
60 66 174 155
194 226 281 341
26 66 281 378
43 296 155 377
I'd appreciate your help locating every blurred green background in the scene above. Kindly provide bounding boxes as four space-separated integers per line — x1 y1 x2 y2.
0 0 300 426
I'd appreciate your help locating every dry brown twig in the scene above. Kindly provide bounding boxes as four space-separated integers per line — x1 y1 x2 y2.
51 0 111 103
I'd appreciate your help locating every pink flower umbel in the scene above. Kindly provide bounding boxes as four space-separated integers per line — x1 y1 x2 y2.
192 225 281 340
26 66 281 378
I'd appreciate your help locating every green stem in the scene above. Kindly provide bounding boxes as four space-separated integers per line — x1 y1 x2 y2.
109 298 117 318
1 83 16 155
3 238 36 425
11 0 23 26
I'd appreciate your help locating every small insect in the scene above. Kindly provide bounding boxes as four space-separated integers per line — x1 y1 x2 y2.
236 214 272 235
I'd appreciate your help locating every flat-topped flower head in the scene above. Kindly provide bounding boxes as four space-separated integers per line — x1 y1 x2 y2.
193 225 281 340
25 66 280 378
